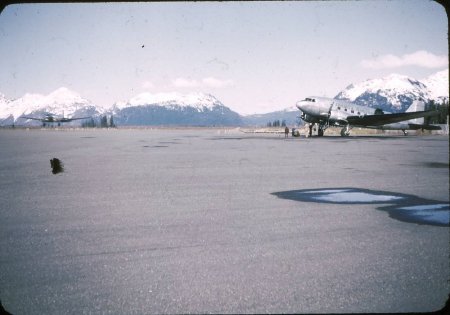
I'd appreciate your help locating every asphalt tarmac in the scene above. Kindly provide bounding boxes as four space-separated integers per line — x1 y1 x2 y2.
0 128 448 314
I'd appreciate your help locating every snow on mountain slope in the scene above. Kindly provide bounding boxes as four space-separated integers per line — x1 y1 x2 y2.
23 87 96 116
335 73 430 112
112 92 242 126
113 92 224 112
422 69 449 101
0 93 12 117
0 92 42 120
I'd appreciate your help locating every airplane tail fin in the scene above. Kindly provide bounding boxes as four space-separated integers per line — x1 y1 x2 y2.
405 100 441 131
406 100 425 124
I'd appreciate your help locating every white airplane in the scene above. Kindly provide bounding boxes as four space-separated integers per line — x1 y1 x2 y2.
296 97 441 137
20 112 91 126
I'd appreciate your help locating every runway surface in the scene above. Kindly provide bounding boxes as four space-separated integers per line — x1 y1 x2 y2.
0 128 448 314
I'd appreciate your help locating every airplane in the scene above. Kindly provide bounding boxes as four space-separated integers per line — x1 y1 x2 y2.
296 97 441 137
19 112 91 127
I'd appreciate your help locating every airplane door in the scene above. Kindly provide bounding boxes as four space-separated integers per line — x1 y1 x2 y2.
328 101 335 119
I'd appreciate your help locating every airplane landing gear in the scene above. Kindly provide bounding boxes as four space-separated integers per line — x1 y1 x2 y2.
307 123 327 137
318 125 325 137
340 125 351 137
402 129 408 136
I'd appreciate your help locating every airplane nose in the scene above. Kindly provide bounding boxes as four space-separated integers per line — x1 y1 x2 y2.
296 101 305 111
296 100 314 114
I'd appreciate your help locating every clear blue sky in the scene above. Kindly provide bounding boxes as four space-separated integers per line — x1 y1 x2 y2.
0 1 447 114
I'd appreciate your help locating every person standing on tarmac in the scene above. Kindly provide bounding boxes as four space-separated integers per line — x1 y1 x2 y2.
285 126 289 138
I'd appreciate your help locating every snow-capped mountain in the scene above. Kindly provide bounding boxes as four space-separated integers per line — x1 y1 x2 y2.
112 92 241 126
113 92 222 112
422 69 449 102
335 70 448 112
0 87 101 125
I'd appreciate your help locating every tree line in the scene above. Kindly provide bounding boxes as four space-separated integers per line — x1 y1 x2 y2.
266 119 287 127
425 100 449 124
81 115 116 128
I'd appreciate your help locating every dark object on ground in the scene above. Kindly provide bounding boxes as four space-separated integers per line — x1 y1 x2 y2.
0 300 12 315
50 158 64 174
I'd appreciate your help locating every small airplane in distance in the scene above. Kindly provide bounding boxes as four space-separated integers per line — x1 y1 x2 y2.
296 97 441 137
20 112 91 126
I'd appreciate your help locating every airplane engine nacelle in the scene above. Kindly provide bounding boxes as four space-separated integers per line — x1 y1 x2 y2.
301 112 315 123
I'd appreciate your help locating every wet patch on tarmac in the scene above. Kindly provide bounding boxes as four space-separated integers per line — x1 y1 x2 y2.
422 162 449 169
272 188 449 227
142 145 169 148
209 137 244 141
182 135 200 138
159 141 179 145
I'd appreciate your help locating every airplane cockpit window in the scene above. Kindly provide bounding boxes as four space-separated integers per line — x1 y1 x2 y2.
304 98 316 102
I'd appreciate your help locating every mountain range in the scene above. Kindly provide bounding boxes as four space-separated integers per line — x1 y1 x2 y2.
335 69 448 112
0 69 447 127
111 92 241 126
0 89 242 127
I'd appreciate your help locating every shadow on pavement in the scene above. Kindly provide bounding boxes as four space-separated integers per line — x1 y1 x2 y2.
272 187 449 227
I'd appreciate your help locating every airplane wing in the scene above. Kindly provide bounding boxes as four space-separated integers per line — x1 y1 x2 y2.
407 123 441 130
346 110 439 126
19 116 45 121
55 116 91 122
68 116 91 120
